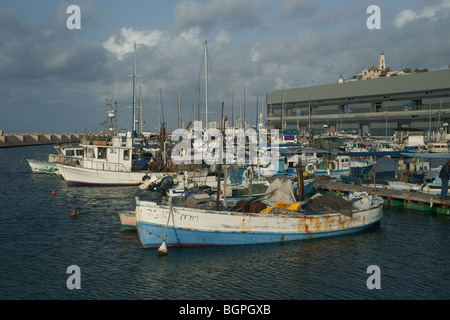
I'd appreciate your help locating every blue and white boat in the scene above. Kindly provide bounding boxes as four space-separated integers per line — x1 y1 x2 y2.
135 194 384 247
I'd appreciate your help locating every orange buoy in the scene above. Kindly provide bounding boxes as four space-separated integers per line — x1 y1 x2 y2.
68 199 73 202
70 209 77 216
51 190 56 195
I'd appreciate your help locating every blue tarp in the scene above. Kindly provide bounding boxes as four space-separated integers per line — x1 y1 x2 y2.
280 130 299 135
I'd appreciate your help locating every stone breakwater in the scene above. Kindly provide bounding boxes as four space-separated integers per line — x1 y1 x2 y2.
0 131 107 148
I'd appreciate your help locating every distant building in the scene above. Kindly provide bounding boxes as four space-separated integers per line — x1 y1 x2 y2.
266 68 450 137
342 53 410 82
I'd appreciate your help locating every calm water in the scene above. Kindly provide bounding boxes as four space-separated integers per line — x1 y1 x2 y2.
1 145 449 301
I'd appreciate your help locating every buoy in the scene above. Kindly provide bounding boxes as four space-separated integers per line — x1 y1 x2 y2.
70 209 77 216
157 242 168 256
68 199 73 202
51 190 56 195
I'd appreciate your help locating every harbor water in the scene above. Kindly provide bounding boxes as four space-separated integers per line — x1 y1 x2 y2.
1 145 450 300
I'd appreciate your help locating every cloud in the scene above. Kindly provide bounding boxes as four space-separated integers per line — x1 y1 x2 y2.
0 7 107 83
278 0 317 20
173 0 265 34
395 0 450 28
2 1 450 134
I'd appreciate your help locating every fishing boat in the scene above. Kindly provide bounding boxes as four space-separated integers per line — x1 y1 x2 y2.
427 142 449 153
119 211 137 230
24 144 84 174
25 155 59 174
55 135 168 185
306 155 351 177
135 192 384 247
56 43 172 186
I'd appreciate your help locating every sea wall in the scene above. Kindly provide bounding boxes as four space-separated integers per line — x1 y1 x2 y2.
0 132 108 148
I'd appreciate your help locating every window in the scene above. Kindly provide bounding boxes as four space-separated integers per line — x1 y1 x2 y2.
98 147 107 159
86 148 95 159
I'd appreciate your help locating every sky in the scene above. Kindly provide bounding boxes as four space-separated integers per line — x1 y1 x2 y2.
0 0 449 133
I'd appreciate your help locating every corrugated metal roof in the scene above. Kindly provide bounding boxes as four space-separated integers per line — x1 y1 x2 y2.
267 68 450 104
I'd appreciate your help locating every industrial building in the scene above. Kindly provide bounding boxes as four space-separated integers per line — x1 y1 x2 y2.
266 68 450 138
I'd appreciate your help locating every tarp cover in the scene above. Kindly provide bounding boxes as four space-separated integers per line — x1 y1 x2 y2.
260 179 297 205
304 194 354 217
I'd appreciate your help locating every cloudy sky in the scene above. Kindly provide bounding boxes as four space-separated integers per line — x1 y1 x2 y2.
1 0 449 133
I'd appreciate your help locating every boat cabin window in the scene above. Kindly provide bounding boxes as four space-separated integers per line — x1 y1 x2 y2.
76 149 83 156
86 148 95 159
98 147 107 159
65 150 75 156
123 150 130 160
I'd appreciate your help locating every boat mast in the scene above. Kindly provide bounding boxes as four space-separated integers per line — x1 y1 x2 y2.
281 80 285 130
178 87 181 128
232 79 235 127
139 86 143 134
204 40 208 128
158 88 162 129
132 42 137 138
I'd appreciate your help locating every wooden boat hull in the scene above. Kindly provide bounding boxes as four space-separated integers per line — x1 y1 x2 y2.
135 196 384 247
119 211 137 230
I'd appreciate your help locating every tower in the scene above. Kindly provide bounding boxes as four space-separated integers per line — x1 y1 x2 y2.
379 52 385 70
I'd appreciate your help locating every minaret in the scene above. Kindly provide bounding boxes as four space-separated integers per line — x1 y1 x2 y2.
379 52 385 70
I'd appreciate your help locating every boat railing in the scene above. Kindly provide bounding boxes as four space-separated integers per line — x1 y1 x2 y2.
28 152 53 162
56 156 132 172
79 159 132 172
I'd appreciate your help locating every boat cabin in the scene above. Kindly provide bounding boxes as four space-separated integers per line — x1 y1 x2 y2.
428 142 449 153
72 136 155 172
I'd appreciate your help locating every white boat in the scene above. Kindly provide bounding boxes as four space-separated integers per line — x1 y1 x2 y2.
25 156 59 174
307 155 351 176
24 144 84 174
135 193 384 247
387 181 440 194
387 173 449 195
56 43 171 186
427 142 449 153
56 136 168 186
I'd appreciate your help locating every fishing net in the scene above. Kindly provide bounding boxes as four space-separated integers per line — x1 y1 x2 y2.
304 194 354 216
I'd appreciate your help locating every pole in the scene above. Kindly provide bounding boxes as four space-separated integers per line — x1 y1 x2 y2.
297 159 305 201
132 42 137 138
177 87 181 129
232 79 235 127
205 41 208 127
216 102 224 211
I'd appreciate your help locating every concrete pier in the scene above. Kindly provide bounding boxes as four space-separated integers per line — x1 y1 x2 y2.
0 131 108 148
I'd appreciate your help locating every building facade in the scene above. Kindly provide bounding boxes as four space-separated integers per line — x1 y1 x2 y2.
266 68 450 138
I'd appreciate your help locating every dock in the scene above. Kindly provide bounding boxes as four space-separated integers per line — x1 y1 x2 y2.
313 178 450 214
0 131 108 148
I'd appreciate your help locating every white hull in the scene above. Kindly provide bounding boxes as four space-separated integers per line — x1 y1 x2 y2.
56 163 165 186
387 181 441 195
25 157 59 174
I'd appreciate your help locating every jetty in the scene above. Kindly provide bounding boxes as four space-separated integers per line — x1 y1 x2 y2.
0 130 108 148
314 178 450 214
